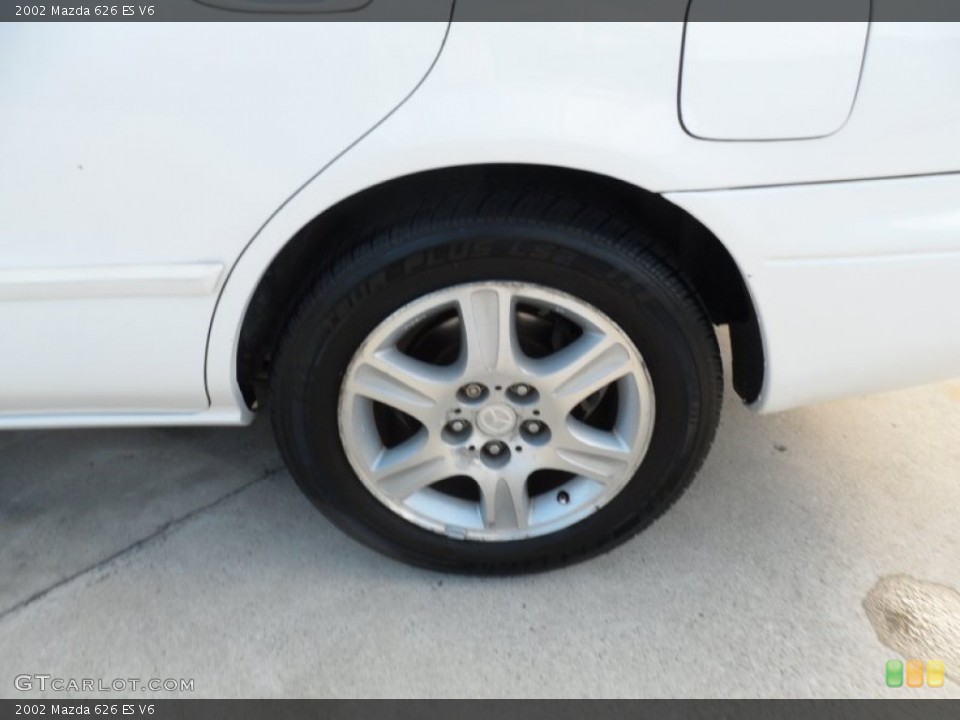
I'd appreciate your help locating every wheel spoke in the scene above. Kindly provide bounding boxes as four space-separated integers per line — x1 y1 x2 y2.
533 333 635 411
457 286 520 376
546 420 632 484
479 476 530 531
350 348 451 425
370 432 455 502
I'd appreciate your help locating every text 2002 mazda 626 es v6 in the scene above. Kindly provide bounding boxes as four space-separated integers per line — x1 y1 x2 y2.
3 10 959 573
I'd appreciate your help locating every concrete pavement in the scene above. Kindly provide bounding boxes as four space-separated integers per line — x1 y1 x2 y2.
1 343 958 698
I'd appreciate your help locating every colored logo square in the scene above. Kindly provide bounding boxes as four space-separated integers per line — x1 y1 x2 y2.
927 660 945 688
906 659 924 687
886 659 904 688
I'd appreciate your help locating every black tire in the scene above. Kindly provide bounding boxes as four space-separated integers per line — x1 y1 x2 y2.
270 189 722 574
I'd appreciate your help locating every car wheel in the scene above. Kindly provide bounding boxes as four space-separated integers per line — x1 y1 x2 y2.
270 191 722 573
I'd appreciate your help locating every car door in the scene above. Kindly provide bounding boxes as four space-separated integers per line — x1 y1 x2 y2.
0 7 451 422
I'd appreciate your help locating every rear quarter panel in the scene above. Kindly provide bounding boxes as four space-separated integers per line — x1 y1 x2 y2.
0 19 450 423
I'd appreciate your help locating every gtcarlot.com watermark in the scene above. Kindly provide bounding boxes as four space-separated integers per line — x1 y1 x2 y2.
15 675 194 693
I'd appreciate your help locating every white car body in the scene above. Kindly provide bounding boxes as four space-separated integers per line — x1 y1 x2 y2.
2 19 959 429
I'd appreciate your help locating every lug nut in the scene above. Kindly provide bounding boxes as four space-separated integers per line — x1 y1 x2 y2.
520 419 550 442
557 491 570 505
483 441 508 458
444 419 472 442
508 383 538 402
462 383 485 399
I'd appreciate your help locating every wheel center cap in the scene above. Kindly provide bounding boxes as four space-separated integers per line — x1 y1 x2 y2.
476 403 518 437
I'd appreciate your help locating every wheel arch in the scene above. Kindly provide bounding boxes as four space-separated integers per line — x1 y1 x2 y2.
230 164 764 411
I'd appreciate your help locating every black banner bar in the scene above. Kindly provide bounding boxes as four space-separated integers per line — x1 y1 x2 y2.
5 0 960 22
2 700 960 719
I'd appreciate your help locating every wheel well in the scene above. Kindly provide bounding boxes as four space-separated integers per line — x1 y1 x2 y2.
237 164 764 408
